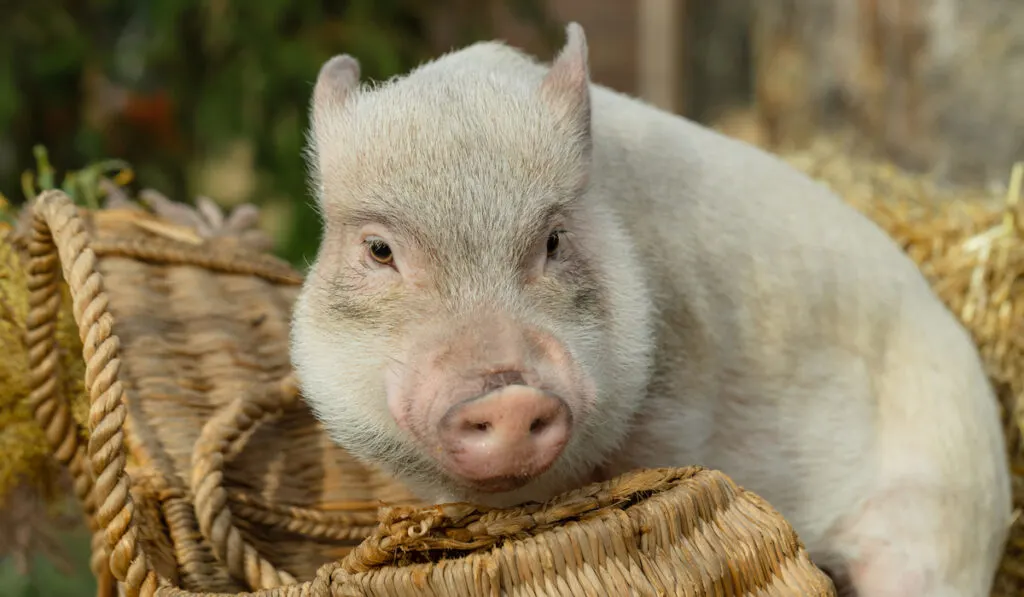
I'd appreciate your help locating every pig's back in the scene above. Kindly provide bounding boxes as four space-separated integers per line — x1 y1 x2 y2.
584 80 945 360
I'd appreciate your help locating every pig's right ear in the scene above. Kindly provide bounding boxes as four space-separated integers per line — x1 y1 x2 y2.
539 23 591 145
311 54 361 121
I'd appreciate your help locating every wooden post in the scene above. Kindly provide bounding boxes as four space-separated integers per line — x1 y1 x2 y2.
637 0 685 114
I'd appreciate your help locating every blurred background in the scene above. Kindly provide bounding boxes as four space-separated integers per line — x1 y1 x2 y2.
1 0 1021 594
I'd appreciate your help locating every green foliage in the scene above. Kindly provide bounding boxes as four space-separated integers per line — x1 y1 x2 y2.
17 145 133 211
0 0 557 267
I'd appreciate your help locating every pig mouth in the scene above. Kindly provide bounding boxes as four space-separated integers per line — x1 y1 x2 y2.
459 474 538 494
435 444 569 495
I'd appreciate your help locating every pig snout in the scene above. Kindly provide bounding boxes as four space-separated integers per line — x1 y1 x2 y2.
437 383 572 492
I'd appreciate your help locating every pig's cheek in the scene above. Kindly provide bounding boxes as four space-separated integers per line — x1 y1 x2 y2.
526 328 598 416
383 366 412 432
574 373 599 417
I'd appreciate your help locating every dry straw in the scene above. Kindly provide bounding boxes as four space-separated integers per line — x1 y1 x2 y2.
0 187 837 596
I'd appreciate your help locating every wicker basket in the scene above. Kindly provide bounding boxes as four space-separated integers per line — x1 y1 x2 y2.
7 189 837 596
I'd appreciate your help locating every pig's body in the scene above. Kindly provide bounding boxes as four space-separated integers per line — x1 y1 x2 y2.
582 69 1012 597
292 24 1012 597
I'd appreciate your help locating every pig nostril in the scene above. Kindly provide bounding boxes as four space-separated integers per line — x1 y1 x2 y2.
529 417 548 433
472 421 490 433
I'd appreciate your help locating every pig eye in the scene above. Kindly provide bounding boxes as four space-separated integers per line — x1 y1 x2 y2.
366 238 394 266
546 231 561 257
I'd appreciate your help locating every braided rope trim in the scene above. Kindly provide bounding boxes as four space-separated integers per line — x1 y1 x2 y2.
190 376 303 590
154 561 347 597
25 208 112 589
90 238 303 286
27 190 163 597
226 491 380 543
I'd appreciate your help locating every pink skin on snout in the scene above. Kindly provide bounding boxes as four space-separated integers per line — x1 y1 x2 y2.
437 384 572 492
384 316 594 493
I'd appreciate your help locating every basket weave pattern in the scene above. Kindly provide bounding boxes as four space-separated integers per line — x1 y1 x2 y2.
14 189 837 596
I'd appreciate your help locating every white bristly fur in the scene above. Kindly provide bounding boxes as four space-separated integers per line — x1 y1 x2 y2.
291 23 1012 597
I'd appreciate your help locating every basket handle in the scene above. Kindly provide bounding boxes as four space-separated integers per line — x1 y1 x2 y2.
24 193 115 593
190 378 301 590
26 189 162 596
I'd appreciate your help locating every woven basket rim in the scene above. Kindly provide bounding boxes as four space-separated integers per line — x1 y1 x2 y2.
341 466 728 571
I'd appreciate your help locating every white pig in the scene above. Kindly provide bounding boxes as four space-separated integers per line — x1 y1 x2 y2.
290 22 1013 597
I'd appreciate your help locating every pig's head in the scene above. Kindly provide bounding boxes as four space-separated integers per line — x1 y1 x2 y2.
291 23 654 507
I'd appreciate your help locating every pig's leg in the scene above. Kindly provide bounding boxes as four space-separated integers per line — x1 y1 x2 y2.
824 482 1000 597
803 325 1009 596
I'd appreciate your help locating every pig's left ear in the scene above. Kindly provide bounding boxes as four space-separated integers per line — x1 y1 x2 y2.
311 54 361 125
306 54 361 210
540 22 592 148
